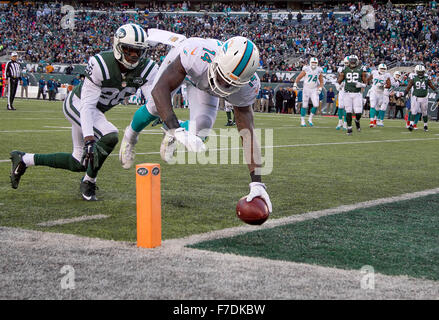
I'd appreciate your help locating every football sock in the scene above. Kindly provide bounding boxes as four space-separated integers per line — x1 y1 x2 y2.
22 153 35 166
355 113 362 122
130 104 158 132
226 111 232 122
346 113 353 127
83 174 96 184
34 152 85 172
370 108 376 121
338 108 344 120
301 107 307 117
423 116 428 123
414 113 421 124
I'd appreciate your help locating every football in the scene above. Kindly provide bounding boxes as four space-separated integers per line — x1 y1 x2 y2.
236 196 270 225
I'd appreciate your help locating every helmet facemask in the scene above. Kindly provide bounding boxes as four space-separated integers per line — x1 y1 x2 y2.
115 43 147 70
208 60 244 98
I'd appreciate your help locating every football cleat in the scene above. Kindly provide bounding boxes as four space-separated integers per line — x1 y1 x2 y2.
347 128 353 136
369 121 375 128
10 151 27 189
225 121 233 127
308 121 314 127
336 125 341 130
414 124 418 130
408 124 414 132
160 128 177 163
424 125 428 132
80 179 98 201
119 127 137 169
377 121 384 127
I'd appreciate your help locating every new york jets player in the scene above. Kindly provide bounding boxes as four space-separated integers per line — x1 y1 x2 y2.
119 36 272 213
337 55 368 135
367 64 391 127
9 24 158 201
404 65 437 132
335 57 349 130
293 57 324 127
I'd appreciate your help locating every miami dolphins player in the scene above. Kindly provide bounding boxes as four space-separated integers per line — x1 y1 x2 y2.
337 55 368 135
367 64 391 128
404 65 438 132
293 57 324 127
9 24 158 201
335 57 349 130
119 36 272 213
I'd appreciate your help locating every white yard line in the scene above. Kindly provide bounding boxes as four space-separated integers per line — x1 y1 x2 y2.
36 214 109 227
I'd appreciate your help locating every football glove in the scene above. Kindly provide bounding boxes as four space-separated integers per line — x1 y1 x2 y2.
292 83 298 91
82 140 108 170
318 87 323 94
246 182 272 213
170 127 206 153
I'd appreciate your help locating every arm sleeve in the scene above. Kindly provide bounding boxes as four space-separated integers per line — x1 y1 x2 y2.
140 62 159 98
79 56 104 138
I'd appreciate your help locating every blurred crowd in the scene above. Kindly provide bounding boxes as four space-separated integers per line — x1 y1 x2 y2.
1 1 439 80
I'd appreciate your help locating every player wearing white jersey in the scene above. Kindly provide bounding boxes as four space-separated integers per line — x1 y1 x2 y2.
367 64 391 127
293 58 324 127
335 57 349 130
119 36 272 213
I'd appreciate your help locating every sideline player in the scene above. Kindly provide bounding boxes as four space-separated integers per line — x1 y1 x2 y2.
119 35 272 212
293 57 324 127
335 57 349 130
9 24 157 201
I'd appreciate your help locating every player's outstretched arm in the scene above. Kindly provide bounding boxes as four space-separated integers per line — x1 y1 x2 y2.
337 72 345 85
404 80 414 96
234 105 272 213
151 56 186 129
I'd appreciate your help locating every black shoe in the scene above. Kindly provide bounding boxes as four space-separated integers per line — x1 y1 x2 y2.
225 121 233 127
424 125 428 132
355 120 361 132
10 151 27 189
347 128 353 136
408 125 414 132
232 121 236 126
80 179 98 201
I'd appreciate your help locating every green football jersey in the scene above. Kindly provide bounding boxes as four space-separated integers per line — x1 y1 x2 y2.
411 75 428 97
73 51 157 113
343 67 364 93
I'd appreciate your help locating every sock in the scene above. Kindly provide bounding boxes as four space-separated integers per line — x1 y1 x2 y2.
23 153 35 166
226 111 232 122
232 110 235 122
309 113 314 122
414 113 421 124
370 108 376 121
311 107 317 115
179 120 189 131
338 108 344 120
34 153 85 172
130 105 158 132
83 174 96 183
346 113 353 127
301 107 307 117
380 110 386 121
124 124 139 144
355 113 362 122
423 116 428 124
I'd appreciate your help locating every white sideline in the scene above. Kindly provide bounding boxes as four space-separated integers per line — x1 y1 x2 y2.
36 214 109 227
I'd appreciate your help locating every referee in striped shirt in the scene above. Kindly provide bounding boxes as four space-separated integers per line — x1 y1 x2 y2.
5 52 21 110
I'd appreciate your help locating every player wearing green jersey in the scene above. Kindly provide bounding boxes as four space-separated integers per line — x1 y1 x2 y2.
337 55 368 135
9 24 158 201
404 65 438 132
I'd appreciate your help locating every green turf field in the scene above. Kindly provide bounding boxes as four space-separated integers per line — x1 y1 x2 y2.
190 193 439 280
1 99 439 241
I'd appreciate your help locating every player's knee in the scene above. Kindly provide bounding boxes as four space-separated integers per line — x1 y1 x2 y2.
98 132 119 152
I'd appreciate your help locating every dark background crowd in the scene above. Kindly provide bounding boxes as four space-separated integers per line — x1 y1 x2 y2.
1 1 439 82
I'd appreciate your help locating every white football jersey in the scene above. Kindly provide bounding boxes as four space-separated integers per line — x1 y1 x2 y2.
371 70 391 92
337 66 346 91
302 65 323 90
178 37 260 107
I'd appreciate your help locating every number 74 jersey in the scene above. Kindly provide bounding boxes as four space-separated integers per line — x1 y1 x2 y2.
302 65 323 90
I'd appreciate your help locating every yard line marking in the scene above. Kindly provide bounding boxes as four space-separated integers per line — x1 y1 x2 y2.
1 137 439 163
0 129 70 133
168 188 439 247
43 126 72 129
36 214 109 227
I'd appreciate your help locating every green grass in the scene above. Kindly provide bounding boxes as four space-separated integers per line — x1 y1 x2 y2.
190 194 439 281
1 99 439 241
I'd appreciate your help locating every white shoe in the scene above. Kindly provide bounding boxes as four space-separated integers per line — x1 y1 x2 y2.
119 127 137 169
160 128 177 163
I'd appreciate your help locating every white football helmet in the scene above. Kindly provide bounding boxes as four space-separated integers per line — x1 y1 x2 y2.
113 23 148 70
343 57 350 67
208 36 260 97
415 65 426 77
348 55 359 68
378 64 387 75
393 71 401 81
310 57 318 70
